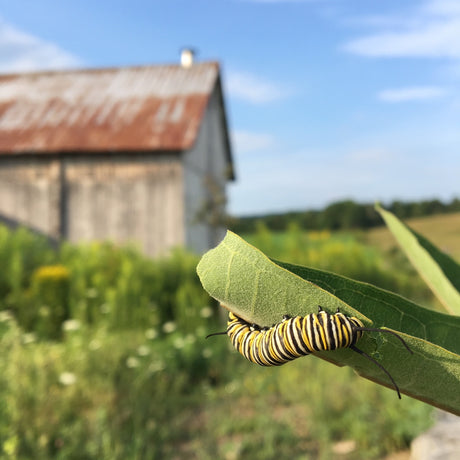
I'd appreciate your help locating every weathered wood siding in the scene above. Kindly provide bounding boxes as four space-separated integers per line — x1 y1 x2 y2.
0 156 61 237
183 85 229 253
0 154 184 257
65 154 184 257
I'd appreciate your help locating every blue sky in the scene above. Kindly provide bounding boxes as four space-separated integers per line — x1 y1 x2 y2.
0 0 459 216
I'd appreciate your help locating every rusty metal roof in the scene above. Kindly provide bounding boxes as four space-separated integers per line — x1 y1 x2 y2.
0 62 223 154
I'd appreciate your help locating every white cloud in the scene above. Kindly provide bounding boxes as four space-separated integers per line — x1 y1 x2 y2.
226 70 288 104
378 86 447 102
232 130 276 153
346 149 393 162
421 0 460 17
0 19 82 73
344 22 460 58
343 0 460 58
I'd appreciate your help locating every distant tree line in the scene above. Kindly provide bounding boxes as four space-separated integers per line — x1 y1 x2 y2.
229 198 460 234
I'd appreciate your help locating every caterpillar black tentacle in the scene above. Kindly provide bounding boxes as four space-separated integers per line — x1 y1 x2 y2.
205 331 228 338
208 307 412 399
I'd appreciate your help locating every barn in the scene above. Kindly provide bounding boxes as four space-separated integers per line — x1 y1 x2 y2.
0 56 234 257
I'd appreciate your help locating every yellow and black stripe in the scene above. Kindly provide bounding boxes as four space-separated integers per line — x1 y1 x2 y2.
227 308 365 365
210 306 413 399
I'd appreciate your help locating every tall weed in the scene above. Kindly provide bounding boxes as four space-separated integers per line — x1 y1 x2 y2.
0 225 216 335
0 226 55 309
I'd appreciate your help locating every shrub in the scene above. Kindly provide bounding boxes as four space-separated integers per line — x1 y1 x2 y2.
0 225 56 310
18 265 71 340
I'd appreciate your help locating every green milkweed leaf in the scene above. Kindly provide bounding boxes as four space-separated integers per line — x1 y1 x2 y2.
376 204 460 315
197 230 460 415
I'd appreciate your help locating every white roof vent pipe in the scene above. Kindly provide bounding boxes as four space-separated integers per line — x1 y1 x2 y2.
180 48 196 68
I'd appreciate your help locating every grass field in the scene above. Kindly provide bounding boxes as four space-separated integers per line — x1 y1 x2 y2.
1 213 455 459
364 212 460 262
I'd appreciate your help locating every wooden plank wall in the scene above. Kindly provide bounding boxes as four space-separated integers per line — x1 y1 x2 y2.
0 157 61 238
0 154 184 257
65 154 184 257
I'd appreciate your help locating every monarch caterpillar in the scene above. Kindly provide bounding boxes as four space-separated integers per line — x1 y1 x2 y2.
207 306 413 399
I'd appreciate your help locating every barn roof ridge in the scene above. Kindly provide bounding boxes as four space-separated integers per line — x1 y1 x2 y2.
0 60 220 79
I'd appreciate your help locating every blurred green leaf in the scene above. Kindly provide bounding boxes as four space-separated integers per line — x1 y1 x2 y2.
197 231 460 415
376 204 460 315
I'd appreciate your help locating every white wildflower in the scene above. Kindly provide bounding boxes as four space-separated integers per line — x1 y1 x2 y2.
62 319 81 332
202 348 212 359
162 321 176 334
126 356 140 368
100 303 110 314
173 337 185 349
200 306 213 318
86 288 98 298
39 306 50 317
184 334 196 345
59 372 77 386
89 339 101 350
137 345 150 356
0 310 13 322
22 332 36 344
225 381 238 394
145 328 158 340
148 361 165 373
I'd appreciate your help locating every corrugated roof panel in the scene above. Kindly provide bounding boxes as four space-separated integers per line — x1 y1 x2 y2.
0 62 220 153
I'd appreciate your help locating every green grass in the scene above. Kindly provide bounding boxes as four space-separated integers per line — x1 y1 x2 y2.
0 222 440 459
365 212 460 262
0 313 433 459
